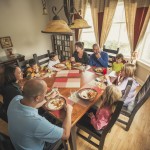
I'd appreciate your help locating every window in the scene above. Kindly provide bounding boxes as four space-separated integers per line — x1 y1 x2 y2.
139 21 150 65
105 1 131 57
80 3 96 49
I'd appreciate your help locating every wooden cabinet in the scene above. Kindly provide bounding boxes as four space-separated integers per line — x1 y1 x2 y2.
0 53 25 66
51 34 74 61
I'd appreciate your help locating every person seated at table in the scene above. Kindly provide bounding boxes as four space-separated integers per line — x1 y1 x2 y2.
7 79 73 150
0 64 5 95
105 63 139 106
112 53 124 73
1 65 23 114
70 41 89 65
26 59 39 78
48 52 60 70
87 85 122 130
89 43 108 67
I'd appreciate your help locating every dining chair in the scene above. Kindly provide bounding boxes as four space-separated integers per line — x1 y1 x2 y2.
33 50 51 67
0 132 15 150
117 75 150 131
76 101 123 150
0 101 7 123
103 45 119 68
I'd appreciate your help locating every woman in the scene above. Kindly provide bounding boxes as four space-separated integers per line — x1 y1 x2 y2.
1 65 23 111
71 41 89 64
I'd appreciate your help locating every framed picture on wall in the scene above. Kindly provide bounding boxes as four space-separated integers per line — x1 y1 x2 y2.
0 36 13 49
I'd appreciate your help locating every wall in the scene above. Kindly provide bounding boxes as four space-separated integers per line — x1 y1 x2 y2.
0 0 52 59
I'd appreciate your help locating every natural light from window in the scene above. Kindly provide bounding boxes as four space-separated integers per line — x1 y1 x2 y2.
139 20 150 65
105 1 131 57
80 3 96 49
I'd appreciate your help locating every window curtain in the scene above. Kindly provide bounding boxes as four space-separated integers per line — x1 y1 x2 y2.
99 0 118 48
135 0 150 50
74 0 88 41
89 0 105 44
124 0 137 53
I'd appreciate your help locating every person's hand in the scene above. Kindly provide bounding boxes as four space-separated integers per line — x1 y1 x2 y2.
64 104 73 113
104 74 110 81
88 112 94 118
70 57 75 62
95 53 101 59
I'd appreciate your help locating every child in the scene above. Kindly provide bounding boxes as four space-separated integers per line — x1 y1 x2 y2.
48 52 60 70
26 59 39 78
105 63 139 106
88 85 122 130
112 53 124 73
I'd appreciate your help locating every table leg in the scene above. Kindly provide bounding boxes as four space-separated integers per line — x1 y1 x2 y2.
69 125 77 150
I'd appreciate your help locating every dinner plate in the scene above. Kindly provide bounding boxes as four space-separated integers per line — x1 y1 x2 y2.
72 62 82 67
94 67 103 73
45 96 66 111
54 63 66 68
78 88 97 101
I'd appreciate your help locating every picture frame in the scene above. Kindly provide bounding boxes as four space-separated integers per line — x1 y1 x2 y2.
0 36 13 49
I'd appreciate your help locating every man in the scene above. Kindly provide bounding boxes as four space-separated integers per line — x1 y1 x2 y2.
7 79 73 150
89 44 108 67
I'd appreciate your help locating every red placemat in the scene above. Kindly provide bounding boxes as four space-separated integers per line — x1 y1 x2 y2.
55 70 80 77
52 78 80 88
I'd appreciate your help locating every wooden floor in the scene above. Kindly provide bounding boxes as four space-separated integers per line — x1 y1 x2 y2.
0 97 150 150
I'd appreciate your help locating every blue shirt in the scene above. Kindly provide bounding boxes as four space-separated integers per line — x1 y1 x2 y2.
89 51 108 67
7 95 63 150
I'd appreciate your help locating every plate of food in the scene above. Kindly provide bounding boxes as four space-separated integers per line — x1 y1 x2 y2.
45 96 66 111
72 62 82 67
78 88 97 101
94 67 103 73
54 63 66 69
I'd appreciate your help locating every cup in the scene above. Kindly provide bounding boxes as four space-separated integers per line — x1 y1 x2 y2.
102 68 107 75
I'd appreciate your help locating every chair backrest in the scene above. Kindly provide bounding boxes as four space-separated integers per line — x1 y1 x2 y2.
0 132 15 150
17 59 29 72
102 101 123 135
133 75 150 112
103 45 119 67
122 80 133 99
33 50 51 67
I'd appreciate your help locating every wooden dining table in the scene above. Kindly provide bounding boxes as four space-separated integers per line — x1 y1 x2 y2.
42 68 104 150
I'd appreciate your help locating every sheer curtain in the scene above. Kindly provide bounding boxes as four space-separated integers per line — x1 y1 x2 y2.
99 0 118 48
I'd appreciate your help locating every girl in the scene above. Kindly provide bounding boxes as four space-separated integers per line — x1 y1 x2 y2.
105 63 139 106
88 85 122 130
70 41 89 64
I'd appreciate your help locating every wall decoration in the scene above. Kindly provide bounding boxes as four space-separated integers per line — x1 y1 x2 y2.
0 36 13 49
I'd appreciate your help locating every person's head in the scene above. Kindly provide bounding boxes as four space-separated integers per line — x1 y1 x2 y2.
92 43 101 54
116 54 124 63
4 65 23 85
121 63 136 78
75 41 84 53
49 52 59 61
23 79 47 108
101 85 122 111
29 59 38 71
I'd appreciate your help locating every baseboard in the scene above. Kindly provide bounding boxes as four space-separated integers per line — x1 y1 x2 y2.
135 76 144 85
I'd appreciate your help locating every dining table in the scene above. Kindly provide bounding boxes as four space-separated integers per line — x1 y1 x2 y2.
42 66 105 150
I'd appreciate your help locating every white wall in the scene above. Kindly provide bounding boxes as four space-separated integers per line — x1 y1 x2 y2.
0 0 52 59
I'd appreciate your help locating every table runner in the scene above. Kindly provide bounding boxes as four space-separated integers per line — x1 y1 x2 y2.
55 70 80 77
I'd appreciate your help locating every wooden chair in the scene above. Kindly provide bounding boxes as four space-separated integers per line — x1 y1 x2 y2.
33 50 51 67
0 132 15 150
76 101 123 150
103 45 119 67
117 75 150 131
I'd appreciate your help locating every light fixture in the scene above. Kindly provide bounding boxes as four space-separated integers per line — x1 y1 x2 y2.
41 0 48 15
42 0 91 35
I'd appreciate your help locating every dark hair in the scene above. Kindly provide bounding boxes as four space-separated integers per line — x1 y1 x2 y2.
116 53 124 60
75 41 84 49
49 52 57 60
29 59 36 67
4 65 17 85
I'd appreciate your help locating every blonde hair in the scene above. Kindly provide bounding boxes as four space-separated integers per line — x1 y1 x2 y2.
101 85 122 112
122 63 136 77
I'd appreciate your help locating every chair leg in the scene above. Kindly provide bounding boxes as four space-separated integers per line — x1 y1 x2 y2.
125 117 134 131
98 137 105 150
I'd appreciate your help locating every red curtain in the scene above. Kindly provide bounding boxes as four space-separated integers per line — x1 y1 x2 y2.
98 12 104 45
134 7 148 50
